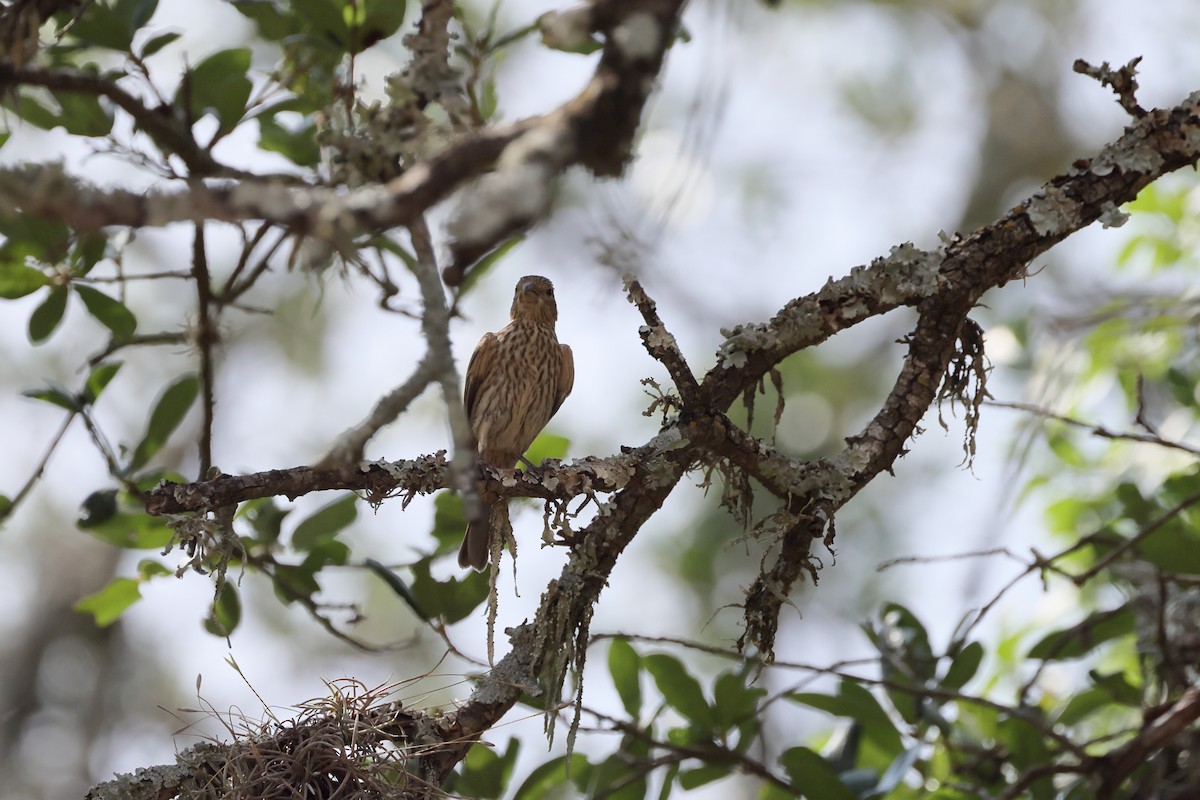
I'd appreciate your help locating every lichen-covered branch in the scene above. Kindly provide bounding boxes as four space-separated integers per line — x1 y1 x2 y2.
624 276 701 407
704 88 1200 654
0 0 687 284
145 451 647 516
703 89 1200 411
443 0 687 277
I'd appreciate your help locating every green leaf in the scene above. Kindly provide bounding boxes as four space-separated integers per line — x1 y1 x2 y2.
431 491 466 552
129 374 200 471
7 91 60 130
257 115 321 166
409 557 489 624
778 747 854 800
83 361 122 404
181 48 253 135
82 511 173 549
240 497 289 544
28 286 67 343
272 564 321 604
302 538 350 571
0 214 70 256
0 494 13 523
455 739 519 800
0 262 48 298
512 754 589 800
292 0 350 44
1055 687 1114 726
115 0 160 35
1047 431 1088 468
55 91 114 136
581 740 648 800
1027 608 1134 661
230 0 302 42
75 577 142 626
789 680 904 758
21 384 79 412
1089 669 1142 706
78 489 119 528
997 715 1051 778
608 638 642 718
291 494 357 550
365 558 428 621
942 641 984 691
873 603 936 681
678 764 731 790
358 0 407 49
71 232 108 276
68 3 135 50
204 583 242 636
74 285 136 339
712 670 767 732
524 432 569 466
138 30 180 58
643 653 715 730
138 559 172 579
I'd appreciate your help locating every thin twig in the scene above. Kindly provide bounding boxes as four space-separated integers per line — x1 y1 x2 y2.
987 399 1200 456
624 276 701 408
1072 488 1200 584
4 410 74 517
1073 57 1146 118
87 331 188 366
582 704 798 793
408 217 481 525
193 223 216 478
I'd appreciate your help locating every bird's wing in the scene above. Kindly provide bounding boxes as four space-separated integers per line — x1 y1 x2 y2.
464 332 500 421
553 343 574 416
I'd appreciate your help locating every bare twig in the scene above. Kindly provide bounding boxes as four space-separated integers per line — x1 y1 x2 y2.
3 410 74 519
87 331 188 366
192 224 216 478
988 399 1200 456
1074 56 1147 118
624 277 701 408
1071 488 1200 585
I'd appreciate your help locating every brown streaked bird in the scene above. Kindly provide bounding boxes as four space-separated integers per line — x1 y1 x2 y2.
458 275 575 570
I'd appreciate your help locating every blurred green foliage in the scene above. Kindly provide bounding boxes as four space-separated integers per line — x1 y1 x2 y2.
0 1 1198 798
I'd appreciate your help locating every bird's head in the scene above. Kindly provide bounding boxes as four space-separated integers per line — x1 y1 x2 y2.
510 275 558 325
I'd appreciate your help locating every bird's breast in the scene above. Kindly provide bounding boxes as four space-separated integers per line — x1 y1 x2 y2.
471 323 563 465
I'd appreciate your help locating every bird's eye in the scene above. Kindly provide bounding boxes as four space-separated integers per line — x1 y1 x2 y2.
547 288 554 296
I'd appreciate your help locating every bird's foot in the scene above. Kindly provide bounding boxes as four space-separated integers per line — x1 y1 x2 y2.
517 455 546 480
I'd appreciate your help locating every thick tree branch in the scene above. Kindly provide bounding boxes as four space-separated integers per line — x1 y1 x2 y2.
146 87 1200 666
719 88 1200 654
0 0 687 280
145 452 644 515
0 64 225 175
1095 685 1200 797
703 89 1200 411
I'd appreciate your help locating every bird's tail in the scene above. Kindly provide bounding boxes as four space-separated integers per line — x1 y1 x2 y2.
459 502 509 570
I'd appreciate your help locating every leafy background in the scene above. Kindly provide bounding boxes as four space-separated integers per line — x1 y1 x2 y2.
1 0 1200 797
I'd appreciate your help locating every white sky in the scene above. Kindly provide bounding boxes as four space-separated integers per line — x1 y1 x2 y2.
2 0 1200 795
